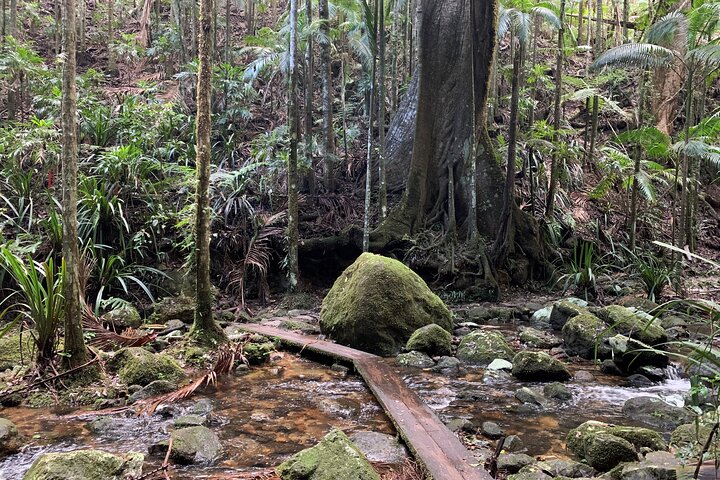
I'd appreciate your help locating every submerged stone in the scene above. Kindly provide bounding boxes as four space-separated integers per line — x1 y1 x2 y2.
319 253 452 355
276 429 380 480
23 450 144 480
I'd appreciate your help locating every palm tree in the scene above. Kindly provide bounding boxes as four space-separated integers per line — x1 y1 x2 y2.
287 0 300 290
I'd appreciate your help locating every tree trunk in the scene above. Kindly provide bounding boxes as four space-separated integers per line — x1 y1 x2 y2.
224 0 230 62
318 0 335 192
546 0 565 218
9 0 15 37
362 0 379 252
628 72 647 250
577 0 585 44
378 0 387 219
61 0 89 368
108 0 117 71
287 0 300 289
303 0 315 194
622 0 629 42
192 0 226 343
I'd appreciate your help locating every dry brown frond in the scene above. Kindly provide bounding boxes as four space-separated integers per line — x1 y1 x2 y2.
377 459 426 480
135 341 248 416
82 307 157 350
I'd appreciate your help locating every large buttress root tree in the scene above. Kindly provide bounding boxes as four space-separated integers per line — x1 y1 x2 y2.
377 0 546 284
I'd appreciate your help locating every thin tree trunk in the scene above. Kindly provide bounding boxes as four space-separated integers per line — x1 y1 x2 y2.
108 0 117 71
628 71 647 250
247 0 255 35
224 0 230 62
527 17 540 127
9 0 15 37
1 0 6 41
287 0 300 290
363 0 380 252
61 0 89 368
578 0 585 44
303 0 314 195
378 0 387 219
546 0 565 218
191 0 198 57
622 0 629 42
390 0 400 113
319 0 335 192
55 0 62 53
192 0 226 343
78 0 85 51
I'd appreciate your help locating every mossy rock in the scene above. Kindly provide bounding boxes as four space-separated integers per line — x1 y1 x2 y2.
543 382 573 401
23 450 144 480
562 313 610 359
497 453 536 473
319 253 452 355
567 421 666 460
149 426 222 464
0 332 34 371
519 327 561 348
396 351 434 368
0 417 25 457
456 330 514 366
598 305 667 346
511 351 571 382
670 423 716 456
550 299 590 330
585 433 638 472
244 341 276 364
153 295 196 324
508 465 553 480
110 347 184 387
104 304 142 329
622 397 694 432
534 458 595 478
406 323 452 356
607 335 669 370
276 429 380 480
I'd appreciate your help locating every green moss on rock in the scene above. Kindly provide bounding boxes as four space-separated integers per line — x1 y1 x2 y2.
562 313 610 359
585 433 638 472
152 295 196 324
511 351 571 382
456 330 514 366
406 323 452 356
319 253 452 355
150 426 222 464
0 332 33 371
276 429 380 480
599 305 667 346
104 304 142 329
23 450 144 480
110 347 184 387
0 418 24 457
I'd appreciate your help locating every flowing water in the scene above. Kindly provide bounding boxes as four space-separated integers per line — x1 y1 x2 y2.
0 335 699 479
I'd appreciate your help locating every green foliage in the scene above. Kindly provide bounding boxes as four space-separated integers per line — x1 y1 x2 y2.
555 241 606 300
0 247 64 362
624 247 677 302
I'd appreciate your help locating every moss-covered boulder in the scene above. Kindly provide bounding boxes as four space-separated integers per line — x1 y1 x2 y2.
276 429 380 480
567 421 667 460
319 253 452 355
598 305 667 346
497 453 536 473
406 323 452 356
110 347 184 387
508 465 553 480
23 450 144 480
0 418 24 457
562 313 610 359
456 330 514 366
104 304 142 329
153 295 195 324
533 458 595 478
607 335 669 371
543 382 573 401
149 426 222 464
584 433 638 471
670 423 716 457
550 299 590 330
622 397 694 432
396 351 434 368
511 351 571 382
519 327 561 348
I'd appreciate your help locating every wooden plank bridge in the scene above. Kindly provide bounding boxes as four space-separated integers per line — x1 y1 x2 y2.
240 323 492 480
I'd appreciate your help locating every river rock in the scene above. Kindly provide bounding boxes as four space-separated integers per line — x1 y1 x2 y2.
562 313 610 359
23 450 144 480
396 351 434 368
349 431 409 466
504 435 526 452
519 327 562 348
456 330 514 366
550 299 590 330
130 379 177 402
617 464 678 480
567 421 667 459
432 356 463 374
104 304 142 329
481 421 504 438
319 253 452 355
150 426 222 464
497 453 536 473
598 305 667 346
534 458 595 477
608 335 669 370
153 295 195 324
406 323 452 356
622 397 693 432
109 347 184 387
446 417 475 433
174 415 207 428
277 429 380 480
0 418 24 457
670 422 715 456
515 387 546 406
585 433 638 471
511 351 572 382
543 382 573 401
628 374 654 387
530 306 552 326
508 464 553 480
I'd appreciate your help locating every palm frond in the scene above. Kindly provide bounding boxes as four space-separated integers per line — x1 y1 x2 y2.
688 2 720 41
688 44 720 70
531 6 561 29
645 11 688 47
590 43 675 72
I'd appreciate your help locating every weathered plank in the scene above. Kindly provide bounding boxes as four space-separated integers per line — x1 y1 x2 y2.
239 323 492 480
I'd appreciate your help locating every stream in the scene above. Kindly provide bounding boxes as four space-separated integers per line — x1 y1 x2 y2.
0 331 695 479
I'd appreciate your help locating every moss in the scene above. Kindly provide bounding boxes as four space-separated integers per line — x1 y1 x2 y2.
561 313 610 359
152 295 196 324
26 391 54 408
23 450 144 480
599 305 667 346
0 332 34 371
405 323 452 356
276 429 381 480
567 421 665 463
319 253 452 355
456 330 514 366
511 351 571 382
104 304 142 329
111 347 184 387
671 423 715 455
584 433 638 472
244 341 276 364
